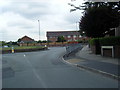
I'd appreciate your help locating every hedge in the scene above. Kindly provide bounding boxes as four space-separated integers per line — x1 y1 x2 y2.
89 36 120 46
99 36 120 46
89 38 99 45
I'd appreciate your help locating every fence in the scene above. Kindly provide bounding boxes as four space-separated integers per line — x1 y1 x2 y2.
65 43 83 57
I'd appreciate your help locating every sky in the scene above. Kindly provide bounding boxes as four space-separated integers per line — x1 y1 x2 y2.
0 0 85 41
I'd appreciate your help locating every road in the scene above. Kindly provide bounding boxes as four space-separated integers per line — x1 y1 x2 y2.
2 47 118 88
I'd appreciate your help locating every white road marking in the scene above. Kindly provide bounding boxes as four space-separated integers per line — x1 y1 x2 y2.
24 54 26 57
24 55 47 88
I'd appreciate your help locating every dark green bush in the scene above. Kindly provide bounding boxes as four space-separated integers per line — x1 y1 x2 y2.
99 36 120 46
89 36 120 46
78 40 83 43
89 38 99 45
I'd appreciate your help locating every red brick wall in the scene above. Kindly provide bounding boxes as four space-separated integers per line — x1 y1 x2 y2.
21 37 34 41
114 46 120 58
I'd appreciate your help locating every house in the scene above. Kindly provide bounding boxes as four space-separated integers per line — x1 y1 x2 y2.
105 25 120 37
46 31 83 42
18 36 35 46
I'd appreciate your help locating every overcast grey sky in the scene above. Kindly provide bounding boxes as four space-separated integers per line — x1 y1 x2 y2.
0 0 84 41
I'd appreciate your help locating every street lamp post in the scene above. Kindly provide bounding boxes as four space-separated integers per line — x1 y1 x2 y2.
76 22 79 42
76 22 78 30
76 21 79 31
38 20 40 45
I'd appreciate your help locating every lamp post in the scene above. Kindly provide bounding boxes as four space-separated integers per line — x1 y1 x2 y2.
76 22 77 30
76 21 79 31
38 20 40 42
76 21 79 42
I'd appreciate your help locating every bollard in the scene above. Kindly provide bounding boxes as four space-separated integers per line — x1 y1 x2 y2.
45 45 47 47
11 47 14 53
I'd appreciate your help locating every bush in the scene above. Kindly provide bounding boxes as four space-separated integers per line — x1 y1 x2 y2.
99 36 120 46
89 38 99 45
89 36 120 46
78 40 83 43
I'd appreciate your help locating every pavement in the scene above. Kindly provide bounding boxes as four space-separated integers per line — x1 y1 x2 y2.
64 45 120 80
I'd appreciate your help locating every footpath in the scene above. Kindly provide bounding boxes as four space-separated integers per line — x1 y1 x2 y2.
64 45 120 80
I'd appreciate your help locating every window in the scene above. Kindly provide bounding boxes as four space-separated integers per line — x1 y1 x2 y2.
79 35 82 38
68 39 72 41
67 35 71 38
50 36 53 38
74 35 76 38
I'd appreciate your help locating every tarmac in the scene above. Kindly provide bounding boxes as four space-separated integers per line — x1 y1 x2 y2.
63 45 120 80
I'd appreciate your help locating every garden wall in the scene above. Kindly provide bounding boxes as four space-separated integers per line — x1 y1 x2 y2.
1 47 48 54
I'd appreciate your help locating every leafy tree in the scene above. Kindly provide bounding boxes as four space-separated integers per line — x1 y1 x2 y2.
42 40 47 43
11 42 18 45
1 41 7 46
79 2 120 38
6 41 18 46
37 40 42 43
17 38 21 42
68 1 120 38
57 36 66 42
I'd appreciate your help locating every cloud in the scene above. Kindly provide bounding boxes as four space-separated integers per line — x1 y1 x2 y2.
0 0 84 41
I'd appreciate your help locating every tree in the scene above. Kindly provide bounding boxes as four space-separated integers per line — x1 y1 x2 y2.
6 41 18 46
57 36 66 43
1 41 7 46
37 40 42 43
42 40 47 43
80 2 120 37
68 1 120 38
17 38 21 43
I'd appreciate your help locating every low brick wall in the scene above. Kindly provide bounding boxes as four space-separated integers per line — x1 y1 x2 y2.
90 45 101 54
90 45 120 59
114 46 120 58
2 47 48 54
90 45 96 54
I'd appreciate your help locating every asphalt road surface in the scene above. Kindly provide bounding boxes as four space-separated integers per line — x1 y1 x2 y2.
2 47 118 88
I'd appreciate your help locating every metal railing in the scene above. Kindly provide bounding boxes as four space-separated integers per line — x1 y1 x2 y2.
65 43 83 57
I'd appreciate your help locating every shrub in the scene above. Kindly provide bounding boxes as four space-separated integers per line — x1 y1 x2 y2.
78 40 83 43
89 38 99 45
99 36 120 46
89 36 120 46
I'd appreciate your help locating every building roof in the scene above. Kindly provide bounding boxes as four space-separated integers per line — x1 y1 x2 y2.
47 31 80 37
20 36 35 43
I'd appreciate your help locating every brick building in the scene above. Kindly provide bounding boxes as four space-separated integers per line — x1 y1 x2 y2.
19 36 35 43
18 36 35 46
47 31 82 42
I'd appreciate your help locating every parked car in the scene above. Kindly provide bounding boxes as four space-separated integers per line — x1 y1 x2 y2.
3 45 8 48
